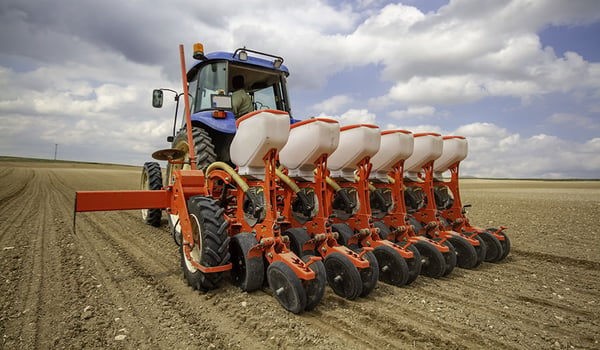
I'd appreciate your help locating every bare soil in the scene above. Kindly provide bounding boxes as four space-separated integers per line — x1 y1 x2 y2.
1 160 599 349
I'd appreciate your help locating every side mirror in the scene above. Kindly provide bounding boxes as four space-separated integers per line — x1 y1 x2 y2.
152 89 163 108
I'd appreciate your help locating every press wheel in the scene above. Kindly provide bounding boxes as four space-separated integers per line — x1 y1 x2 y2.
267 261 307 314
353 248 379 297
373 245 409 286
301 255 326 311
324 252 363 300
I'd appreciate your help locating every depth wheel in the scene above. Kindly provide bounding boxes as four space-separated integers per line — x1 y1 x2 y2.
267 261 307 314
447 235 478 269
472 234 487 267
140 162 163 227
353 248 379 297
230 233 264 292
438 239 457 276
478 230 503 262
488 228 511 260
301 255 326 311
283 228 312 256
373 245 409 286
180 196 230 292
413 240 446 278
331 223 358 249
168 127 217 245
324 252 362 300
403 244 422 285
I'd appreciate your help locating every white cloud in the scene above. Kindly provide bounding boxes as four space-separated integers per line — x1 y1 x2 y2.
447 123 600 178
389 105 436 120
317 108 377 126
0 0 599 178
312 95 353 113
547 113 599 129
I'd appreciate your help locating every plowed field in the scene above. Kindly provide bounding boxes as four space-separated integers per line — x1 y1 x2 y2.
1 159 599 349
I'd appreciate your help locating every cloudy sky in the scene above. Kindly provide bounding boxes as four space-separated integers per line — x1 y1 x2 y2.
1 0 599 178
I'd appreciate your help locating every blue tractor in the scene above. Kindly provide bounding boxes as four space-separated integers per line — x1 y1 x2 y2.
146 44 295 241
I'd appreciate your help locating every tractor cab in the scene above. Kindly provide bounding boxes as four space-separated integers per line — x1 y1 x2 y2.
153 43 294 165
154 44 292 136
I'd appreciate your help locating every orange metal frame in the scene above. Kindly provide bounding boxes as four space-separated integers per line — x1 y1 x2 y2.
433 162 507 242
278 154 371 269
330 158 415 260
207 148 317 281
373 159 450 253
73 44 233 274
405 160 481 246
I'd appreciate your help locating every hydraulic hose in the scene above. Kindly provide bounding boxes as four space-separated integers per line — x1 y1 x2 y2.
275 168 301 194
205 161 249 192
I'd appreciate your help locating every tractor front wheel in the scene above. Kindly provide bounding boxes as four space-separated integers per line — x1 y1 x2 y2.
180 196 230 292
140 162 163 227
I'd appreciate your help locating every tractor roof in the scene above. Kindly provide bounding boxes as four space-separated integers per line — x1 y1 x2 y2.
187 51 290 81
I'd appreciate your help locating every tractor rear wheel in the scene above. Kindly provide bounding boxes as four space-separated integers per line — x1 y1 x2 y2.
324 252 363 300
412 240 446 278
373 245 409 286
167 127 217 245
180 196 230 292
140 162 163 227
267 261 307 314
230 232 264 292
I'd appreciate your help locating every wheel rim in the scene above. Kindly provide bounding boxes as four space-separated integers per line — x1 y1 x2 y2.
373 245 409 286
267 261 307 314
324 253 362 300
183 213 202 273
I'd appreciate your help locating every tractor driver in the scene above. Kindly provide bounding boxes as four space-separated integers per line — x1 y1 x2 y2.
231 75 253 118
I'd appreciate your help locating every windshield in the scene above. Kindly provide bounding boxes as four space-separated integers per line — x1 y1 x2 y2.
192 61 227 112
190 60 291 116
